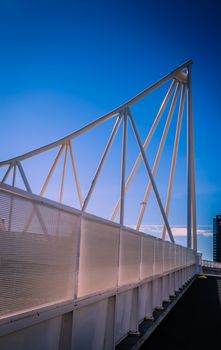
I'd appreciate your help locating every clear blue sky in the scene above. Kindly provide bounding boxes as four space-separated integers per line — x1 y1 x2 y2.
0 0 221 259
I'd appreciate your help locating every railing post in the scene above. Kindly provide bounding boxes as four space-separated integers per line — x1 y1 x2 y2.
187 63 197 249
120 112 128 226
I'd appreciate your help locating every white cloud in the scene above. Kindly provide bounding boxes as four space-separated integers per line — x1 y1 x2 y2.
133 224 213 238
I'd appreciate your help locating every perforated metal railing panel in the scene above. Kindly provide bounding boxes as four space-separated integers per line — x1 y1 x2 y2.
78 218 119 297
0 185 197 319
0 189 79 317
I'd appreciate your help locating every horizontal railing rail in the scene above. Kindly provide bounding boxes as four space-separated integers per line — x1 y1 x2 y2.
202 259 221 269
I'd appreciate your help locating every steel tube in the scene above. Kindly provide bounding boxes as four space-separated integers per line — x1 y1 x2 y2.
187 66 193 248
136 83 181 230
69 141 83 208
128 110 174 243
162 84 186 239
187 64 197 250
60 143 68 203
120 114 128 225
111 80 177 221
16 161 32 193
1 164 13 183
40 144 65 196
82 116 122 212
17 161 48 234
8 164 17 231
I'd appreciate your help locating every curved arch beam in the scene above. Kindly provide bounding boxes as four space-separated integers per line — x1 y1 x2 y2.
0 60 192 167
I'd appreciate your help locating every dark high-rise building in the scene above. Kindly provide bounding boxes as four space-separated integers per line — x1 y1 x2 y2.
213 215 221 262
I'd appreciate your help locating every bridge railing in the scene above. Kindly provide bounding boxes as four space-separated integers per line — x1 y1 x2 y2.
0 184 198 349
0 60 199 349
202 259 221 269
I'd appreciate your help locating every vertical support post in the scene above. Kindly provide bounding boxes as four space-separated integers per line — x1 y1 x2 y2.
73 213 83 300
56 143 68 236
8 163 16 231
187 64 196 249
82 115 122 212
192 159 197 250
60 143 68 203
12 163 16 187
120 113 128 225
69 141 83 209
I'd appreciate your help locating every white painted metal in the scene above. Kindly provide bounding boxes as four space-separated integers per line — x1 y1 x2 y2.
16 163 49 235
188 65 197 250
40 144 65 196
202 259 221 269
0 184 197 313
1 164 13 183
0 60 192 167
0 61 199 349
162 84 186 239
187 64 197 249
128 110 175 243
68 141 83 208
136 83 181 230
8 164 16 231
0 62 196 251
120 114 128 226
111 80 177 221
82 116 122 212
0 185 198 349
191 157 197 250
16 161 32 193
59 143 68 203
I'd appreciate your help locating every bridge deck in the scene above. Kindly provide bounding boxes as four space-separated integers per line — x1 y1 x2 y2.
142 275 221 350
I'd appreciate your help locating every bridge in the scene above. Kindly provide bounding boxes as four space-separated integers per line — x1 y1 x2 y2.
0 60 217 350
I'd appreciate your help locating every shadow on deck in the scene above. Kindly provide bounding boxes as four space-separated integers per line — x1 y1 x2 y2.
116 275 221 350
141 275 221 350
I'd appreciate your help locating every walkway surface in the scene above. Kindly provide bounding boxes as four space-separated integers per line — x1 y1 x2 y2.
141 275 221 350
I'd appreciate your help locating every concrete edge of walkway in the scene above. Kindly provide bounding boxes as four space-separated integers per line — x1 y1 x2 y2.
116 276 196 350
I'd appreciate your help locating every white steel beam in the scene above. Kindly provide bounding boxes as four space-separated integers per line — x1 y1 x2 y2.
22 145 65 235
69 141 83 209
16 161 32 193
8 164 17 231
16 161 48 235
82 116 123 212
187 64 197 250
12 164 17 187
162 84 186 240
60 143 68 203
136 83 181 231
120 113 128 225
111 80 177 221
1 164 13 183
191 153 197 250
40 144 65 196
128 110 174 243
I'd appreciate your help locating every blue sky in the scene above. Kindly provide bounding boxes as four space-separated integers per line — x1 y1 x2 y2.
0 0 221 259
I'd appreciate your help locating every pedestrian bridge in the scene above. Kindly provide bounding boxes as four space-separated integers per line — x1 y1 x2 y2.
0 61 214 349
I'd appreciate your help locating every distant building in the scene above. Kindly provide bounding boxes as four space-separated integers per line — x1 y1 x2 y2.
213 215 221 262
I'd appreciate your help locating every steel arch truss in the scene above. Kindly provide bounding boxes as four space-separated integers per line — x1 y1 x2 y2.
0 60 197 249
